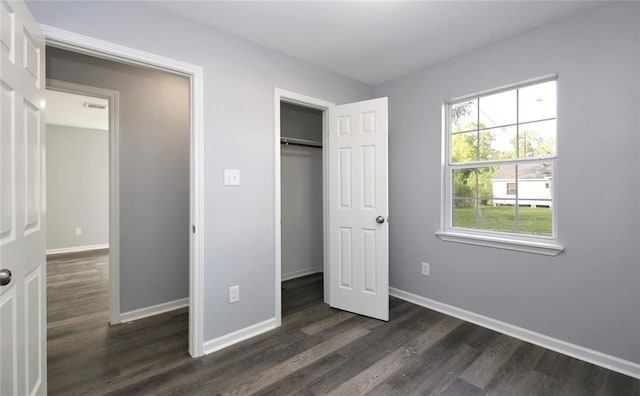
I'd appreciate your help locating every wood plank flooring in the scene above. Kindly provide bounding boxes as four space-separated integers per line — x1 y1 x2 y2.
47 251 639 395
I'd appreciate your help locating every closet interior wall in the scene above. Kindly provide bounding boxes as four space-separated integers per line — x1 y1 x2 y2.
280 102 324 281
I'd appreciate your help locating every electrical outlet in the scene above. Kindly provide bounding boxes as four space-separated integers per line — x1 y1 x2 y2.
421 262 430 276
229 285 240 303
75 228 82 236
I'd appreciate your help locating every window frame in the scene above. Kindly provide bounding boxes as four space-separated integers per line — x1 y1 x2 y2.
436 75 564 256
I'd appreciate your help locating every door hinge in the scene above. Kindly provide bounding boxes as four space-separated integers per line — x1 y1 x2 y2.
192 225 196 233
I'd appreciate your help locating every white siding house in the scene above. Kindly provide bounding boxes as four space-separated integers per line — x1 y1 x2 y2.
492 163 552 207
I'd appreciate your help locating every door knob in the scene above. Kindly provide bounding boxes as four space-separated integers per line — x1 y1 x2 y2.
0 269 11 286
376 216 385 224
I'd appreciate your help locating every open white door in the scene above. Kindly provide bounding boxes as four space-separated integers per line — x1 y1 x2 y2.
329 97 389 321
0 1 47 395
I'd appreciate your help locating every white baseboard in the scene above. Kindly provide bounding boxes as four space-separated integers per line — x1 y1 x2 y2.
389 287 640 380
281 267 323 281
203 318 277 355
119 297 188 324
46 243 109 255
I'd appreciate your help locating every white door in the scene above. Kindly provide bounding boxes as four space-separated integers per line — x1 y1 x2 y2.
0 1 47 395
329 97 389 321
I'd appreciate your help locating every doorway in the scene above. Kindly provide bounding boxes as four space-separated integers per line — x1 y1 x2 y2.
44 49 194 392
45 89 110 257
280 101 324 314
280 102 323 281
275 89 333 326
46 43 191 320
43 26 205 357
45 83 119 323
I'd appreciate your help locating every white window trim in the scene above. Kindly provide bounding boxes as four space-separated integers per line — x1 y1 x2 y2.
438 75 564 256
435 231 564 256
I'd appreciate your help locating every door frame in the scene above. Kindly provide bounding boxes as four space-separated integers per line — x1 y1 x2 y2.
41 24 206 357
45 80 121 325
274 88 334 326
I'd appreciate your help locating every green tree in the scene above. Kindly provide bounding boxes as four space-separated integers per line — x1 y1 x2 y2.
516 130 555 157
451 130 496 163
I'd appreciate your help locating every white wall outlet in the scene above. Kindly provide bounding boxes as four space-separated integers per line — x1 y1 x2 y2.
421 262 430 276
224 169 240 186
75 227 82 236
229 285 240 303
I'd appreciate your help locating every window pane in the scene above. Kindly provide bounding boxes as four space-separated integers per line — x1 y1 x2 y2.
452 166 495 202
451 167 497 232
452 198 478 229
452 168 477 199
479 89 516 128
490 164 516 203
519 81 556 123
480 126 517 161
476 166 496 202
518 207 552 235
517 162 553 235
479 203 516 233
451 131 478 163
517 162 553 203
451 100 478 133
518 119 556 158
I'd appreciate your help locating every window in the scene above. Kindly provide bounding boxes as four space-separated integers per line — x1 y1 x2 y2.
438 76 563 255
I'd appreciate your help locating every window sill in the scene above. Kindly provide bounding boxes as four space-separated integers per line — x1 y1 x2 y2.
435 231 564 256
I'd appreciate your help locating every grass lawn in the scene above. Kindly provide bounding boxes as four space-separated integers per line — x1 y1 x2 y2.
453 205 552 235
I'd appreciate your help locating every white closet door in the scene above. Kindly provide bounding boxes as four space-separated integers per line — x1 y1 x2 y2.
328 97 389 321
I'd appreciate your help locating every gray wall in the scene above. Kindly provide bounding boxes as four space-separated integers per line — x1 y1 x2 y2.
375 2 640 364
281 102 323 141
46 47 191 313
29 1 373 339
281 103 323 279
46 124 108 250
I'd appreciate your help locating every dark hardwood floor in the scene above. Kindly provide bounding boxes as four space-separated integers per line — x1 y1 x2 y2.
47 251 639 395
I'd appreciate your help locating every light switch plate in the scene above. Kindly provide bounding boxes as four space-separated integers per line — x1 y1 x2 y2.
224 169 240 186
229 285 240 303
421 262 430 276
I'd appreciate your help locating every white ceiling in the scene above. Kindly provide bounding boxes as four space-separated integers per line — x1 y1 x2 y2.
150 1 604 85
46 90 109 131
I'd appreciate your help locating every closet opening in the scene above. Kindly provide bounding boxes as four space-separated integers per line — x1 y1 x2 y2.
275 89 334 326
279 100 326 319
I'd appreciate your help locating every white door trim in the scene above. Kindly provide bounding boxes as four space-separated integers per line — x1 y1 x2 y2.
274 88 334 327
41 24 206 357
45 79 121 325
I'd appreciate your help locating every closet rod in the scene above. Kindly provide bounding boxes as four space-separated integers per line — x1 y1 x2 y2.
280 137 322 148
